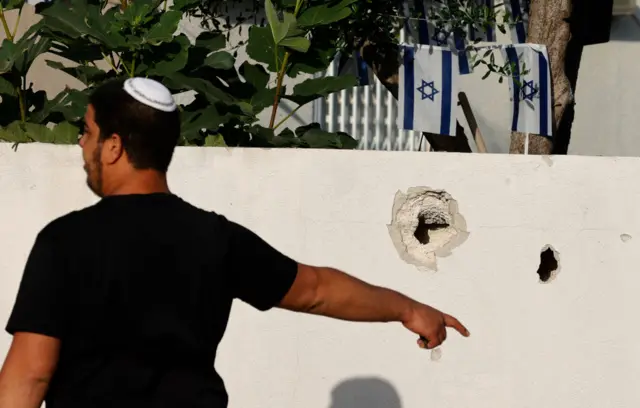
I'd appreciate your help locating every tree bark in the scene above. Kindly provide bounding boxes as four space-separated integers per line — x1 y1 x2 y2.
510 0 572 154
361 40 472 153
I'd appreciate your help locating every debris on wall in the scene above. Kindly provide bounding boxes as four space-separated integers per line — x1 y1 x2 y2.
387 187 469 272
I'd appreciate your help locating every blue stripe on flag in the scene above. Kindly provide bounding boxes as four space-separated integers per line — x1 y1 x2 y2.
454 34 470 75
485 0 495 41
416 0 430 44
538 50 549 136
504 46 521 132
509 0 526 43
403 46 415 130
440 50 453 135
354 51 369 86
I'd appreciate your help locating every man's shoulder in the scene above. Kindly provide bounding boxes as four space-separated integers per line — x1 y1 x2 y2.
37 204 101 240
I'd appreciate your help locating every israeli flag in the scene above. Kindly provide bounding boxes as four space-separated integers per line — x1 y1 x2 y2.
468 0 497 42
505 0 529 43
337 51 374 86
403 0 472 75
500 44 552 137
398 45 458 137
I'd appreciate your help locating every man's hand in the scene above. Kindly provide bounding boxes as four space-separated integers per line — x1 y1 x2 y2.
402 303 470 349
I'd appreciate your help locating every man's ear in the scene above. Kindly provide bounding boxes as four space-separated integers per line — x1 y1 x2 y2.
102 133 125 165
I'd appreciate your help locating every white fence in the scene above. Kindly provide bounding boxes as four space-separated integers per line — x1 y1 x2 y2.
312 31 430 152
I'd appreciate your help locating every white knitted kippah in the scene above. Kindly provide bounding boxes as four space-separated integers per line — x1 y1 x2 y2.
123 77 177 112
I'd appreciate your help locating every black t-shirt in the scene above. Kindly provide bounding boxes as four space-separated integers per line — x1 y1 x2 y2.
5 193 298 408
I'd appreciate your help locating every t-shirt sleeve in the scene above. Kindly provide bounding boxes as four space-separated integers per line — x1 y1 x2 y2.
224 218 298 311
5 228 67 338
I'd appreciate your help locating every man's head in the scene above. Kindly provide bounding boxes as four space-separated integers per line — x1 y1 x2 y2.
79 77 180 197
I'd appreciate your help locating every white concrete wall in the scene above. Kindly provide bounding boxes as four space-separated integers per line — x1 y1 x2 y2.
1 143 640 407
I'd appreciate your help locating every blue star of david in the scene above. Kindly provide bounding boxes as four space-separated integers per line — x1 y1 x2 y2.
522 80 538 101
417 79 439 101
431 29 449 46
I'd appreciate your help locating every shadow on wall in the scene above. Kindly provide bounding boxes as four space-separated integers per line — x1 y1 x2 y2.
328 377 402 408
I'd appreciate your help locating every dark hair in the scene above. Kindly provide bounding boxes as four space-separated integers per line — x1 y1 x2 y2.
88 78 181 173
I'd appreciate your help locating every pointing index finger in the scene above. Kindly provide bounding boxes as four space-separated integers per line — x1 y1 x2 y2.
444 314 470 337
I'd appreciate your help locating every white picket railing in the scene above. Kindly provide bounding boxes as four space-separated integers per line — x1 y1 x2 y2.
312 30 430 152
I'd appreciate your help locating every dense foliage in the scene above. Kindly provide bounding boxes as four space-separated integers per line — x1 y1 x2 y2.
0 0 523 149
0 0 360 148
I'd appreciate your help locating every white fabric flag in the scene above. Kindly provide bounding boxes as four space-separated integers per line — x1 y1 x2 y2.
500 44 552 137
398 44 458 136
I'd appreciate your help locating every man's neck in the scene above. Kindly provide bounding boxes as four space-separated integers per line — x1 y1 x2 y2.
102 171 170 197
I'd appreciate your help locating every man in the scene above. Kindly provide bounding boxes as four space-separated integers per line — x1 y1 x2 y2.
0 78 469 408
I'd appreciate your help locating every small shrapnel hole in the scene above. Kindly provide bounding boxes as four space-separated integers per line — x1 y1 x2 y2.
537 246 558 283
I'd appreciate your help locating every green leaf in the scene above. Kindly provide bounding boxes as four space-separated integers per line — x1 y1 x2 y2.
0 76 16 96
287 37 337 77
31 88 89 124
246 26 283 72
239 62 269 90
271 127 301 147
265 0 287 44
247 124 276 147
297 0 357 27
250 88 279 112
117 0 162 28
51 121 80 144
39 0 124 48
1 0 23 11
283 12 304 37
46 60 107 86
204 51 235 70
0 39 18 74
204 134 228 147
180 105 229 143
13 35 51 76
24 122 80 144
163 73 235 104
172 0 201 10
286 75 357 106
144 10 182 45
146 35 190 76
295 123 357 149
280 37 310 53
0 121 30 143
23 123 55 143
195 32 226 52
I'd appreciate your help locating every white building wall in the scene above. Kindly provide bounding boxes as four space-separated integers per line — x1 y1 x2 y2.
1 144 640 407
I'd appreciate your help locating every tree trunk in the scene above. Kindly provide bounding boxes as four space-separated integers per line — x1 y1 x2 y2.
510 0 573 154
361 40 473 153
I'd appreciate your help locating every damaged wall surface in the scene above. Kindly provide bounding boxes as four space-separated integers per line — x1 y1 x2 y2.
1 144 639 407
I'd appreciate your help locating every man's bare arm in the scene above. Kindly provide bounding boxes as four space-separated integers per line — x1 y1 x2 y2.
278 264 469 349
0 333 60 408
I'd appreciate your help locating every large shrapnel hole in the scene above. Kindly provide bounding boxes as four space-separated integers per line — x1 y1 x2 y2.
414 214 450 245
537 246 558 283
